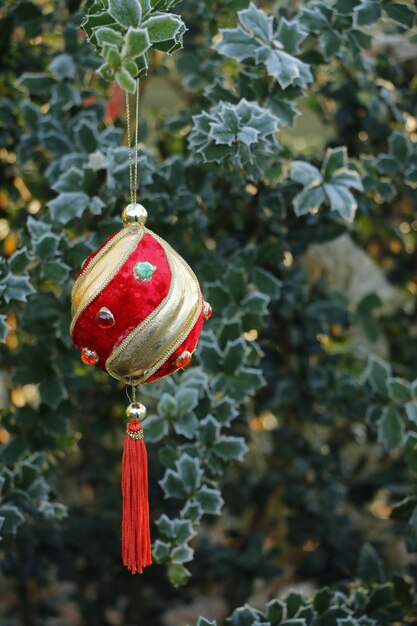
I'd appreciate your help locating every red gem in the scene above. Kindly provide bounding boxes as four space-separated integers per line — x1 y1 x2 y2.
175 351 192 368
95 307 115 329
204 302 212 321
81 347 98 366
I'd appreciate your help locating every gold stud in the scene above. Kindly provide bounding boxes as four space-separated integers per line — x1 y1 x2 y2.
126 402 147 421
122 203 148 229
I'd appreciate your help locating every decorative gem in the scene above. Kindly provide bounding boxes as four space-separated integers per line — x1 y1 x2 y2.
133 261 156 282
126 402 147 421
175 350 192 369
95 306 115 329
204 301 212 320
122 203 148 229
80 347 98 366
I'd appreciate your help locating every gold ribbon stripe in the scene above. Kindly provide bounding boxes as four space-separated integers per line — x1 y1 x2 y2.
105 229 202 384
70 228 144 334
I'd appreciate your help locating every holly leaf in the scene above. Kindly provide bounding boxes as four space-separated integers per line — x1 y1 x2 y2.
214 27 261 62
387 377 412 403
0 504 25 535
239 2 273 41
290 161 322 186
124 27 151 57
170 542 194 564
167 562 191 587
354 0 382 26
144 414 169 442
159 469 187 499
94 26 124 47
384 2 415 27
275 17 308 55
356 543 386 583
190 100 279 172
195 485 224 515
143 14 183 42
215 6 312 90
47 192 90 224
324 183 357 222
115 68 136 92
405 403 417 425
48 54 76 80
293 186 326 216
152 539 171 563
366 355 391 395
378 406 405 451
2 273 35 303
213 436 248 461
108 0 142 28
175 454 203 494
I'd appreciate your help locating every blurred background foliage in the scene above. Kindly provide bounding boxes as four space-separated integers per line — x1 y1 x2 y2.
1 0 417 624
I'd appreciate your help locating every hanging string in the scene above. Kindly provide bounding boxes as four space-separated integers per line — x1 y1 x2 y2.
125 78 140 206
125 381 139 404
125 381 138 404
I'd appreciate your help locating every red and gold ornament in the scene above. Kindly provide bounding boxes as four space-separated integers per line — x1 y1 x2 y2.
70 201 211 573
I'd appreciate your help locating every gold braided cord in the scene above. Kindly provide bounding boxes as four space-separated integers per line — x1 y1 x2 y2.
125 79 140 206
124 80 141 401
134 79 139 204
126 428 144 440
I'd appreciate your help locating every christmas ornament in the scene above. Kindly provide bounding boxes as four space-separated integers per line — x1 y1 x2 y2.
70 82 211 574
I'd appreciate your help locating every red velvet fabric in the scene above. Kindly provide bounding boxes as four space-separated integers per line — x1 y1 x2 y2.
146 302 205 383
72 232 171 371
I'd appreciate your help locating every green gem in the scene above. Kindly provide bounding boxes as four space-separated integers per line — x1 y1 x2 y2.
134 261 157 282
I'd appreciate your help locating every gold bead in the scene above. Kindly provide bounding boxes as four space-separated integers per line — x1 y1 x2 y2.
126 402 147 421
122 203 148 229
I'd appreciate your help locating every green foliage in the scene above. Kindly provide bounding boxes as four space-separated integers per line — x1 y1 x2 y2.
82 0 186 90
290 147 363 221
192 573 415 626
215 4 313 89
189 99 280 180
1 0 417 624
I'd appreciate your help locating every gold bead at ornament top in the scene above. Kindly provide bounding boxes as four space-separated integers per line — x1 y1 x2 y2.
126 402 147 421
122 203 148 229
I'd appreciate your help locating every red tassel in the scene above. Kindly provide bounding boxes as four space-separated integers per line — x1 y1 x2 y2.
121 418 152 574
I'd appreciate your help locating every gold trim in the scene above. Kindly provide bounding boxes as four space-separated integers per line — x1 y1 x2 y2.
70 228 144 334
105 228 202 384
126 429 144 440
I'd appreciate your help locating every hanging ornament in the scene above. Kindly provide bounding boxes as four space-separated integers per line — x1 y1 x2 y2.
70 81 211 574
